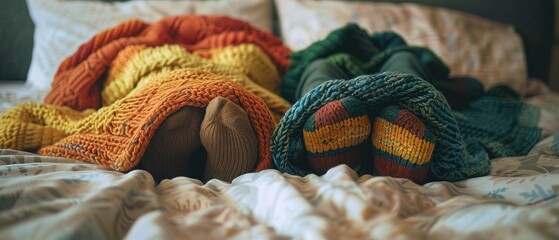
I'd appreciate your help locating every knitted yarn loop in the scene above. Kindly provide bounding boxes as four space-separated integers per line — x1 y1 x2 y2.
1 69 275 172
272 72 489 182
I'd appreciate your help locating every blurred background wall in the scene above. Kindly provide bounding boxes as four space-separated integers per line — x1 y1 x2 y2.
551 0 559 91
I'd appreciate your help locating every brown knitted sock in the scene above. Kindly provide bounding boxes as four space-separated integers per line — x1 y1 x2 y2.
200 97 258 182
139 106 205 182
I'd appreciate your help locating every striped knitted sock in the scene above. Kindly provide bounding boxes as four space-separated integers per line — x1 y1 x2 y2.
200 97 259 182
371 105 435 183
303 97 371 174
139 106 205 183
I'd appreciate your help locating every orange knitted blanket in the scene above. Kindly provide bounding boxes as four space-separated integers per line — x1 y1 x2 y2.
0 15 293 173
1 69 275 172
40 69 276 171
45 15 292 111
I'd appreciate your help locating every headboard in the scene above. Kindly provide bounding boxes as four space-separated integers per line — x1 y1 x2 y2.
1 0 34 80
0 0 555 84
0 0 125 81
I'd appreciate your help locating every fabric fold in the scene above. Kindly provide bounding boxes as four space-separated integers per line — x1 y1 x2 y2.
101 43 290 121
45 15 292 111
281 23 449 103
272 72 541 182
2 69 275 172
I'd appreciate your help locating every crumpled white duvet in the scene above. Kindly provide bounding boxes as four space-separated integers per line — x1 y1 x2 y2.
1 89 558 240
0 139 558 240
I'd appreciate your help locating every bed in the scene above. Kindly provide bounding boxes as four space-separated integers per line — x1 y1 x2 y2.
0 0 558 239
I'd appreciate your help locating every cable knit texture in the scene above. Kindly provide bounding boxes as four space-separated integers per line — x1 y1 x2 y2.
101 44 289 121
1 69 275 172
45 15 292 111
0 14 295 179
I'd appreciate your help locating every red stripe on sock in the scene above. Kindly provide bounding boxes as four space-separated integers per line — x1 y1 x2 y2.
392 110 425 138
373 154 429 183
308 147 364 174
314 100 349 128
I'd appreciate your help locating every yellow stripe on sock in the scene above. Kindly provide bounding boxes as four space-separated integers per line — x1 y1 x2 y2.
303 115 371 153
372 118 435 165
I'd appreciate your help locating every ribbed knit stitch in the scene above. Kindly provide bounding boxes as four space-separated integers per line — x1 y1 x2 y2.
139 106 205 183
45 15 292 111
372 105 435 183
272 72 541 182
201 97 258 182
101 44 289 122
303 97 371 174
0 115 68 151
194 44 281 92
1 69 275 172
453 96 541 158
105 45 148 89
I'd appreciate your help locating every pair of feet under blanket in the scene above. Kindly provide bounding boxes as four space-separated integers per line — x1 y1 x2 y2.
271 72 541 182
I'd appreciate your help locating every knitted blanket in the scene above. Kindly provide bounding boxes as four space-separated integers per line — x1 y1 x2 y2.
45 15 292 111
1 69 276 172
271 73 542 182
0 15 292 172
101 43 290 121
281 23 449 103
273 23 542 182
0 16 543 182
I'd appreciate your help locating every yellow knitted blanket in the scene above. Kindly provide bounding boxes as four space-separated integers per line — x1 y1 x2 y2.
103 43 290 119
0 43 284 172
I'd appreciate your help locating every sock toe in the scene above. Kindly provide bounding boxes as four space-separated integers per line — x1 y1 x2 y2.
200 97 259 182
140 106 205 183
303 96 371 174
371 105 435 183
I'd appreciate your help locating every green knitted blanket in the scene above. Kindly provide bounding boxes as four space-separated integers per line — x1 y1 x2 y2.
272 72 541 182
281 23 450 103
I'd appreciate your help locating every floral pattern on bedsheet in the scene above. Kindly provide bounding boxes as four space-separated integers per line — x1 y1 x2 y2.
0 93 557 239
0 144 558 239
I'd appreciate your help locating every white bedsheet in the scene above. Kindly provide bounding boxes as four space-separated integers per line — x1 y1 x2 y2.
0 87 558 239
0 142 558 239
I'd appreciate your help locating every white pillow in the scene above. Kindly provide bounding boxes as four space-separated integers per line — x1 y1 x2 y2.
26 0 273 90
275 0 528 92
